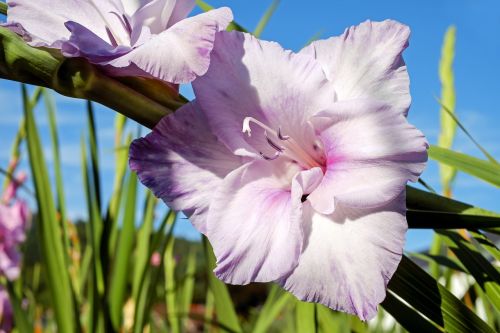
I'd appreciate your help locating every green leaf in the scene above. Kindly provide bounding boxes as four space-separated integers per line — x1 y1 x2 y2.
295 301 318 333
437 25 457 196
178 246 197 329
42 89 71 263
132 210 176 333
253 0 280 38
429 145 500 188
165 216 180 333
203 237 242 333
406 209 500 229
24 84 77 332
436 100 498 165
0 2 7 15
196 0 247 32
382 291 444 333
132 191 157 300
6 282 32 333
388 256 495 333
436 230 500 312
408 252 466 273
108 172 138 330
407 186 500 218
252 285 293 333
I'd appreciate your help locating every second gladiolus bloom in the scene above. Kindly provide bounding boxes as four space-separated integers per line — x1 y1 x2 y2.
5 0 232 84
130 20 428 320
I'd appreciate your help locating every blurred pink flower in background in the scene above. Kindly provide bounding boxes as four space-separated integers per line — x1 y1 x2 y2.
150 251 161 267
0 286 13 333
0 172 30 281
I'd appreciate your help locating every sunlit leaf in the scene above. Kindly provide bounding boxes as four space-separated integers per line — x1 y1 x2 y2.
429 145 500 188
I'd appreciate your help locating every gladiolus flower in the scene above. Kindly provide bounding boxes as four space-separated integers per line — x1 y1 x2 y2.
130 20 428 320
0 173 30 281
5 0 233 84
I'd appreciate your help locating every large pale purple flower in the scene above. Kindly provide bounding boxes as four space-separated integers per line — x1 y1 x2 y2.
0 173 30 281
130 20 428 320
5 0 233 83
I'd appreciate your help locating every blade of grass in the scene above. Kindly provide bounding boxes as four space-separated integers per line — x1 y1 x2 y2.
203 237 242 333
42 89 71 265
436 99 498 165
196 0 247 32
382 291 444 333
133 211 176 333
164 216 180 333
406 209 500 229
388 256 495 333
295 301 317 333
253 0 280 38
108 172 138 330
81 135 107 332
253 285 293 333
132 210 175 332
437 25 457 197
6 281 32 333
132 191 157 301
436 230 500 312
178 245 197 330
0 3 7 15
24 84 77 332
428 145 500 188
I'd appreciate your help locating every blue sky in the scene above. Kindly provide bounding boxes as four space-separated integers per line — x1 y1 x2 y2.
1 0 500 251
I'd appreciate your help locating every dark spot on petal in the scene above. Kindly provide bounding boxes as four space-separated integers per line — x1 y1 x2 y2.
301 195 308 203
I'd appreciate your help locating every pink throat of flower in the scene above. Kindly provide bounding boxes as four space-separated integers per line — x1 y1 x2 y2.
242 117 323 170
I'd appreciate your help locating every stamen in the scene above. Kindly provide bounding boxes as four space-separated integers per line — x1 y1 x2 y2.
109 12 133 36
260 151 281 160
86 0 126 45
265 132 284 152
278 127 290 141
242 116 323 169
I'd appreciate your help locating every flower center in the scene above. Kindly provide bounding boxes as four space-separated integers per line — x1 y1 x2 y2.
242 117 323 170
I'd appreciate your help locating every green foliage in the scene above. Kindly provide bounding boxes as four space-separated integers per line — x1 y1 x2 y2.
438 25 457 196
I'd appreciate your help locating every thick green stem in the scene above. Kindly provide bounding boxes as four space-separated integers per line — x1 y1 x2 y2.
0 27 178 129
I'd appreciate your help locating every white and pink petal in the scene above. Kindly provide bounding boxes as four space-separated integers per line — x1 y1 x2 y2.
193 31 334 157
129 101 242 233
280 194 407 321
6 0 128 47
111 7 233 83
301 20 411 115
308 99 427 214
207 160 321 284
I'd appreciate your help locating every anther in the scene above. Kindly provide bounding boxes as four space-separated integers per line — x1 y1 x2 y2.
265 132 284 152
278 127 290 141
260 151 281 160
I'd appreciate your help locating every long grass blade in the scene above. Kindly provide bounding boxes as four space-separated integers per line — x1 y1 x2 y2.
108 172 138 330
253 0 280 38
388 256 495 333
429 145 500 188
203 237 242 333
24 84 77 332
437 25 457 197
